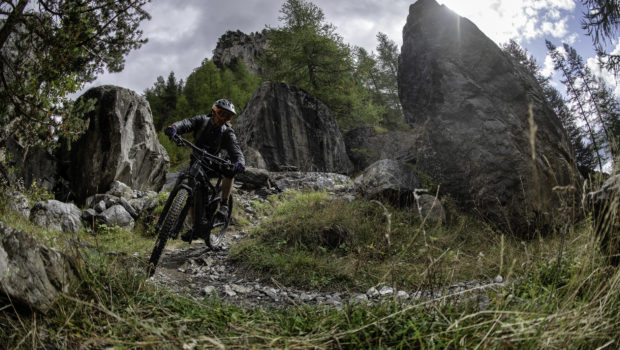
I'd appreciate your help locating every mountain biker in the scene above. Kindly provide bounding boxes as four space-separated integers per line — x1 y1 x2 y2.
164 98 245 242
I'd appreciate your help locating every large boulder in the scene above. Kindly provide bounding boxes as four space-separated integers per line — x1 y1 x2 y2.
60 85 169 204
344 126 419 173
212 30 267 74
30 200 83 233
397 0 581 236
237 82 353 174
0 221 76 313
588 174 620 264
354 159 421 206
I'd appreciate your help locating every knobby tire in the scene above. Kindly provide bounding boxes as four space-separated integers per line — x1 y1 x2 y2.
206 195 233 249
147 188 189 276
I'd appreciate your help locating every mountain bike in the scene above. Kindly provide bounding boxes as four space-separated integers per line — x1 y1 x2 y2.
147 135 234 276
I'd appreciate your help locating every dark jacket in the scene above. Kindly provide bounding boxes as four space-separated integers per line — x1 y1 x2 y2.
171 114 245 166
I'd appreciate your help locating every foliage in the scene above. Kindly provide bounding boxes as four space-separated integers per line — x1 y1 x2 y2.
353 33 406 129
546 40 620 171
260 0 382 130
502 40 597 175
0 0 151 152
581 0 620 77
3 185 619 349
145 59 260 133
229 191 548 292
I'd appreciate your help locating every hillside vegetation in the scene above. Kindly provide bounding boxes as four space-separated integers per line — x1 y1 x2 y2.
1 185 618 349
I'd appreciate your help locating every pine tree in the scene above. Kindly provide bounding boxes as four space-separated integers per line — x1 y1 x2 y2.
260 0 380 127
503 40 596 174
581 0 620 76
546 40 607 171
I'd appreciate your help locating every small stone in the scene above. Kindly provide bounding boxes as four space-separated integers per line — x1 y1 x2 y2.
201 286 216 296
231 284 253 294
477 295 491 311
396 291 409 300
366 287 379 298
94 200 106 213
224 285 237 297
300 292 315 302
379 286 394 296
262 287 278 300
351 294 369 304
494 275 504 283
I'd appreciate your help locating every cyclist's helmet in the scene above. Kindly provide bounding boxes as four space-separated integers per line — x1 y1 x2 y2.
212 99 237 122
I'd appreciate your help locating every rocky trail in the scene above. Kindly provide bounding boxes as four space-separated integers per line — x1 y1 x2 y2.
146 187 505 310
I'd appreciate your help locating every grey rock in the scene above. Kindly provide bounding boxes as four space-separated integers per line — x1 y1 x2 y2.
494 275 504 283
379 286 394 296
7 190 30 219
212 30 267 74
61 85 170 204
587 174 620 264
0 221 76 313
201 286 217 296
107 180 134 200
414 191 446 225
270 171 352 192
224 284 237 297
237 82 353 174
366 287 379 298
396 291 410 300
235 167 271 189
355 159 420 206
344 126 419 173
99 205 135 230
94 200 106 213
351 293 369 304
262 287 279 301
30 200 83 233
5 138 59 192
231 284 253 294
398 0 581 236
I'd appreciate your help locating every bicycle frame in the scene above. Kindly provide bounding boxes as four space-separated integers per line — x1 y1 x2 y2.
154 135 232 240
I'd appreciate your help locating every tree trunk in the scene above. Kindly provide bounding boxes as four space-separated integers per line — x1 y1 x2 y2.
0 0 29 51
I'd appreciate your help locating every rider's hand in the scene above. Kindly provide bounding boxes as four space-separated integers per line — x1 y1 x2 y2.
233 161 245 174
164 125 176 139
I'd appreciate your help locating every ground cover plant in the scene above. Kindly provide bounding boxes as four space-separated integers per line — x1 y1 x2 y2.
1 186 619 349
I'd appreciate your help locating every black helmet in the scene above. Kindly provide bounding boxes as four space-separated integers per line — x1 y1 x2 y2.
212 98 236 116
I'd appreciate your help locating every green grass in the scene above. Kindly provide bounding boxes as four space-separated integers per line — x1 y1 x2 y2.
229 191 574 293
1 187 619 349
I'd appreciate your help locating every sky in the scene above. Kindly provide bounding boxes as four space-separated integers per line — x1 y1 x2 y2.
78 0 620 98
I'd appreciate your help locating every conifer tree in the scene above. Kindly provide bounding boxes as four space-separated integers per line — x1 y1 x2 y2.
581 0 620 76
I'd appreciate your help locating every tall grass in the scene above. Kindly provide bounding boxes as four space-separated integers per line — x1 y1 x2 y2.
1 185 619 348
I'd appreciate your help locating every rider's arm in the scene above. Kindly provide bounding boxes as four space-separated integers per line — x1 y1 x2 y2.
223 127 245 166
170 115 208 135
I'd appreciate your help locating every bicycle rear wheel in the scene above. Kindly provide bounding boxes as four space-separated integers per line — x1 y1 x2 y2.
206 195 233 249
147 188 189 276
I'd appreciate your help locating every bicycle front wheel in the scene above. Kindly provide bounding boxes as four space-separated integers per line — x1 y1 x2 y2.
147 188 189 276
206 195 233 249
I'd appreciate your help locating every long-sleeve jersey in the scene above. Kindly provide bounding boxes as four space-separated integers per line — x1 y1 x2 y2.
171 114 245 166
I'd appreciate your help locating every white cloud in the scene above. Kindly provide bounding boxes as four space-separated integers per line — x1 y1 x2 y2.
437 0 576 44
542 53 557 78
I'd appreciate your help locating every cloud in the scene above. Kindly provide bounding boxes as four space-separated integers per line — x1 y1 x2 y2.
437 0 576 44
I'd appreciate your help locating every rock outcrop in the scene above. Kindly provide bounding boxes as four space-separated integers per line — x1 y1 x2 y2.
0 221 76 313
397 0 580 236
60 86 169 204
30 200 83 233
354 159 421 206
344 126 419 173
212 30 267 74
588 174 620 264
237 82 353 174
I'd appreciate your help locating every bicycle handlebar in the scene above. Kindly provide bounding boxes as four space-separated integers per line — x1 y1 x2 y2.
172 135 234 175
